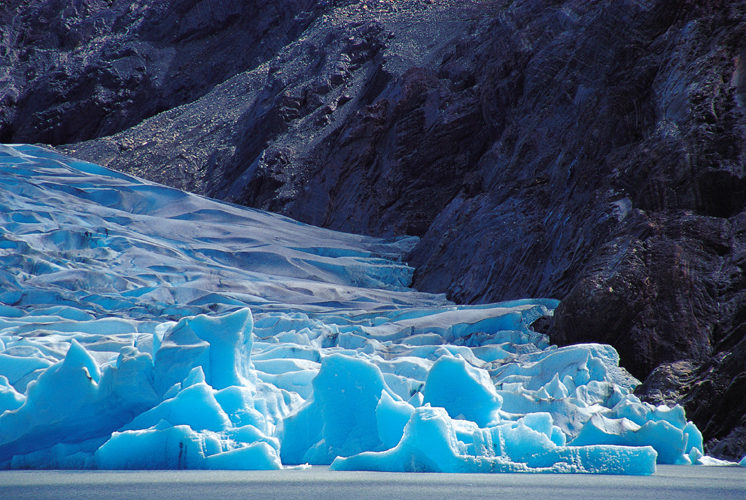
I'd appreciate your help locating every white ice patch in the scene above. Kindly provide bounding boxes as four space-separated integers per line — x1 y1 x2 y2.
0 145 729 472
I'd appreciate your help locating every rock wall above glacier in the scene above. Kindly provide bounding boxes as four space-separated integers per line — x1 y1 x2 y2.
2 0 745 460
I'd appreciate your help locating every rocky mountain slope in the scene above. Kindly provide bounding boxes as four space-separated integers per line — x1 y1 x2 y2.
2 0 745 459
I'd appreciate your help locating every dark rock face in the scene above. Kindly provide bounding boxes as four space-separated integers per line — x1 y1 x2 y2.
4 0 746 459
637 330 746 461
284 65 492 236
553 214 729 379
0 0 317 144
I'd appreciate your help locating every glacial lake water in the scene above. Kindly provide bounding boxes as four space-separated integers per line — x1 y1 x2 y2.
0 465 743 500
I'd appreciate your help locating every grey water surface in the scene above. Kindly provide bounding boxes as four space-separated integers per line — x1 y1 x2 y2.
1 465 744 500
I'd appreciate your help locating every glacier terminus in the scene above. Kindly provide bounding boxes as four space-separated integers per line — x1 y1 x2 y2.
0 144 742 473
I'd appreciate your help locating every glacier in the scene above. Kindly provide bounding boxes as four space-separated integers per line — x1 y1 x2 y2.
0 144 738 473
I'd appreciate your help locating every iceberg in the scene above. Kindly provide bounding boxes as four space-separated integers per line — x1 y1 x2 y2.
330 406 658 475
0 144 730 472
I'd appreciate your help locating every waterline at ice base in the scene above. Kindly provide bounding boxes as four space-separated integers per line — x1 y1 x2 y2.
0 145 740 473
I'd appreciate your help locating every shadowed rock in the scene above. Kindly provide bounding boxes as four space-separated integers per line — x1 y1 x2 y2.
3 0 745 459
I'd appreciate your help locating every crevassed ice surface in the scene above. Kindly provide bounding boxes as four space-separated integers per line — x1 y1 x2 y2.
0 145 714 473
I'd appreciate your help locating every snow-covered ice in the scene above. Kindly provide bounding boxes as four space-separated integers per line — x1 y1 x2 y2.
0 144 739 473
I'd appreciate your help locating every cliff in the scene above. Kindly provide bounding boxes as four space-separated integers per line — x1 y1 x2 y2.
2 0 744 459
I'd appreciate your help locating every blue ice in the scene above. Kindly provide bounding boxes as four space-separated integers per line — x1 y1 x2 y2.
0 145 740 472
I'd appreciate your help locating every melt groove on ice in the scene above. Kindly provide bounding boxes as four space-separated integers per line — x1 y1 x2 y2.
0 145 731 473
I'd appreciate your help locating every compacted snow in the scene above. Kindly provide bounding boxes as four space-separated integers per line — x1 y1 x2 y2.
0 145 737 473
